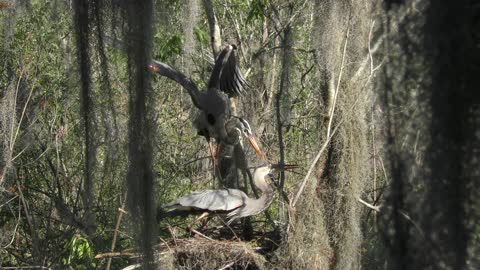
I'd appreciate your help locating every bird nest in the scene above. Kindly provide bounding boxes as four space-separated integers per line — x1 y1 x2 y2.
163 238 267 269
97 238 269 270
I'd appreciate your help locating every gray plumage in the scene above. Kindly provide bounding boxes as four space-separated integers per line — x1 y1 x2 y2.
162 165 274 225
208 44 249 97
149 44 261 162
163 189 248 212
192 45 248 143
192 89 230 142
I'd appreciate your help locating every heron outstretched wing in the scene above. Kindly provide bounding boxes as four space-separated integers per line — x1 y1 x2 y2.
208 45 249 97
163 189 248 212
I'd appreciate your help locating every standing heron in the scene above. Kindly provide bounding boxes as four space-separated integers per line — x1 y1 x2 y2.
161 163 297 228
149 45 263 165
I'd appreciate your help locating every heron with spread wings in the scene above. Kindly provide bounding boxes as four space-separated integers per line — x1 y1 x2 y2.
149 45 264 166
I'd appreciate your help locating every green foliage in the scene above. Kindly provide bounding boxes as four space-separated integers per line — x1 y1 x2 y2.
62 235 96 269
0 0 389 269
247 0 266 24
194 26 209 46
154 33 184 61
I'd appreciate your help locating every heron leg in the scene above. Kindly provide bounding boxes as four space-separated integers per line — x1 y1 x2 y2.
215 143 221 159
188 212 209 231
208 141 218 168
198 215 213 231
188 212 212 239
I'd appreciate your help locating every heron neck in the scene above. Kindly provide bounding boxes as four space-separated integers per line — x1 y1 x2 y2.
248 189 275 216
254 175 272 193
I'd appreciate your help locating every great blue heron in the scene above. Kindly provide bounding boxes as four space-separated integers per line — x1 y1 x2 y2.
161 163 297 229
149 45 263 165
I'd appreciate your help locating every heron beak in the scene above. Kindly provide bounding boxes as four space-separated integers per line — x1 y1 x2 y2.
269 173 279 186
271 163 299 172
247 135 266 160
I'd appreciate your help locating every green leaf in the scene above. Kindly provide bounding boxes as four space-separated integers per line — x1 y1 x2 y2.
247 0 266 24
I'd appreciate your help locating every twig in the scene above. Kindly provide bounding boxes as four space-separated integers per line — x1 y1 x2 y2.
204 0 221 57
168 225 178 247
372 109 378 229
2 197 21 249
8 68 24 153
0 267 52 270
264 0 309 47
399 210 425 239
159 236 172 252
190 228 214 241
276 20 293 191
106 192 128 270
357 197 381 212
180 156 212 167
16 179 41 261
6 71 37 173
11 77 36 157
222 219 241 242
368 20 375 75
0 195 19 208
95 251 138 259
218 261 235 270
352 23 384 81
378 156 389 184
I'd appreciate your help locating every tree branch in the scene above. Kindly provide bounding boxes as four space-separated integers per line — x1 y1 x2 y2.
203 0 222 57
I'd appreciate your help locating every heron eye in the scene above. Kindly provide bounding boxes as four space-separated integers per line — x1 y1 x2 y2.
207 114 215 125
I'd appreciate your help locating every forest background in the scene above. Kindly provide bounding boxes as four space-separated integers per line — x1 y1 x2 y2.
0 0 478 269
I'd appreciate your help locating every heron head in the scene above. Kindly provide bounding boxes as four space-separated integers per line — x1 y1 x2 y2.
268 163 299 179
234 117 266 160
254 163 294 178
149 63 160 73
252 163 299 192
252 164 273 191
234 117 252 137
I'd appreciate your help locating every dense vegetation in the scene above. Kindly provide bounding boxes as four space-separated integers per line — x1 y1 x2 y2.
1 0 478 269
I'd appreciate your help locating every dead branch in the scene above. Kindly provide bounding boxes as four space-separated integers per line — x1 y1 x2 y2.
106 192 129 270
2 196 21 249
204 0 222 57
357 197 381 212
95 251 138 259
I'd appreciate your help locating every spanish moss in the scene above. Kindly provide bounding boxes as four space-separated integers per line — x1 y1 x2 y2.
121 0 156 268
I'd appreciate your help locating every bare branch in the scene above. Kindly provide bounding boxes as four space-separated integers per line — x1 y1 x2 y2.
106 192 128 270
358 197 381 212
95 251 138 259
204 0 222 57
2 197 21 249
0 194 18 208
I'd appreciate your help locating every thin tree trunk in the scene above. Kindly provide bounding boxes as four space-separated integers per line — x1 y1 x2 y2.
123 1 156 268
